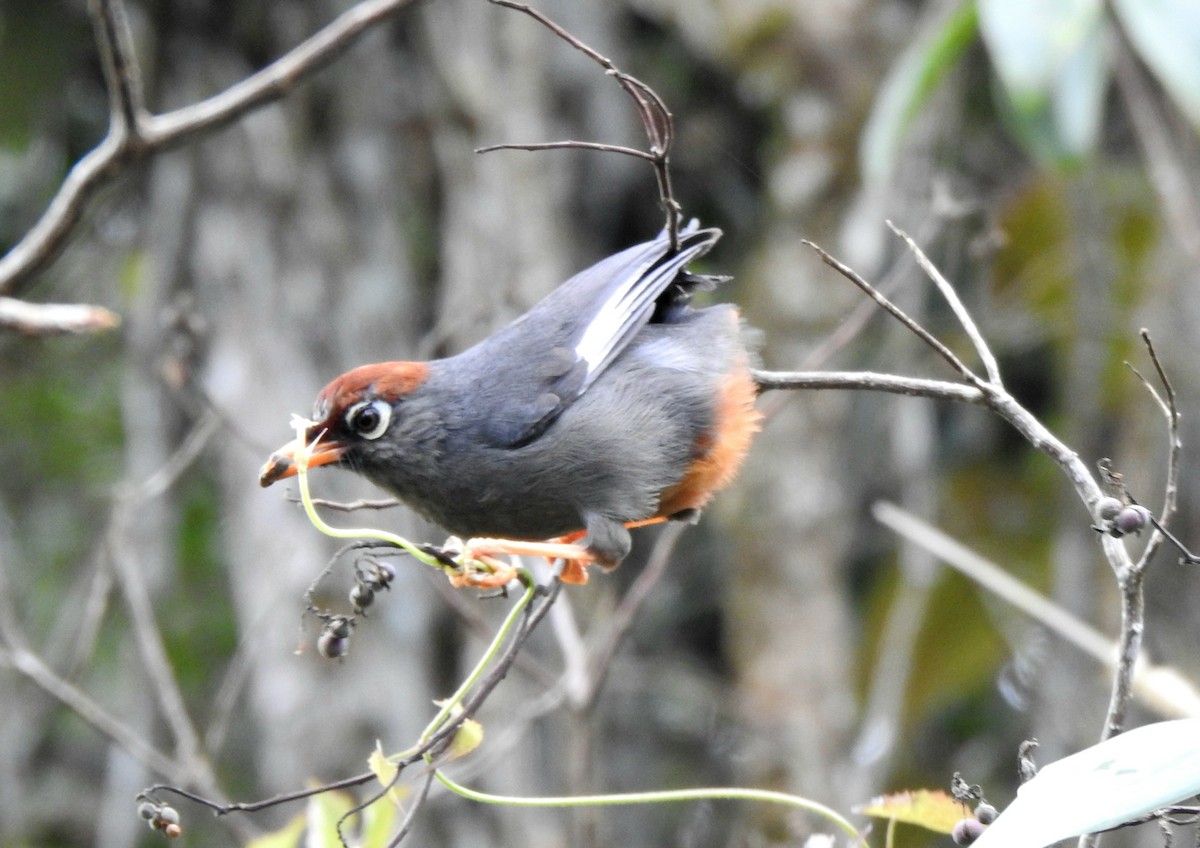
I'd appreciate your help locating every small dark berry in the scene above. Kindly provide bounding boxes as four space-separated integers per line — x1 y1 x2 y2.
952 817 986 846
974 802 998 825
1095 497 1123 521
350 584 375 611
137 801 159 820
318 632 349 659
1113 505 1150 536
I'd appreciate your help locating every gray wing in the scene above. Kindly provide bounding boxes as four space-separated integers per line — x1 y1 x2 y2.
450 223 723 448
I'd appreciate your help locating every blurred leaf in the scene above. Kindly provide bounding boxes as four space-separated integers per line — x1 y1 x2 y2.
979 0 1100 101
360 793 401 848
1050 20 1110 157
368 741 408 807
246 812 306 848
432 698 485 762
860 0 979 187
979 0 1109 164
973 719 1200 848
1111 0 1200 129
856 789 964 834
305 788 357 848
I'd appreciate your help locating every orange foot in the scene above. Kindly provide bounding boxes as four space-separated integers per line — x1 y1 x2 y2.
460 537 596 585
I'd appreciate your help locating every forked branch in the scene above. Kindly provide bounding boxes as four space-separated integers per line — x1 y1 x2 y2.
480 0 682 248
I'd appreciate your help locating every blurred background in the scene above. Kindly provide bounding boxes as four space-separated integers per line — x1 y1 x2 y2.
2 0 1200 845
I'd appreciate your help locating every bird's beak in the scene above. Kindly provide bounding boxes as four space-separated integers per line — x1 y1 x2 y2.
259 433 346 487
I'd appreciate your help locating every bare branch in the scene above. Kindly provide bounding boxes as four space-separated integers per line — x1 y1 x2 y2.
802 240 981 385
475 141 657 161
887 221 1003 386
0 545 181 777
872 501 1200 719
106 415 222 787
752 368 984 404
484 0 681 247
580 522 685 710
139 0 416 145
0 297 121 335
0 0 417 295
92 0 146 135
286 494 402 512
2 644 182 777
1128 330 1182 573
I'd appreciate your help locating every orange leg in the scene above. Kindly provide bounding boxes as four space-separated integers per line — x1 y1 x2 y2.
461 516 672 587
461 537 595 585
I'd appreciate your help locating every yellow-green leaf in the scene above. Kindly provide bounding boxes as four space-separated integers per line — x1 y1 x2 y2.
368 741 408 807
856 788 965 834
245 812 306 848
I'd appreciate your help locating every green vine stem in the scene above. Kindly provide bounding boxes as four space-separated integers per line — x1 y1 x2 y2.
289 416 510 584
290 420 861 845
434 770 863 842
417 572 536 745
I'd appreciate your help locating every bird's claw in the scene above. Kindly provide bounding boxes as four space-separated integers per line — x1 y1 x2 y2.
450 537 595 586
448 546 520 589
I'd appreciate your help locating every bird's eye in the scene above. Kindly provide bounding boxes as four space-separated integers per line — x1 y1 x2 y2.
346 399 391 440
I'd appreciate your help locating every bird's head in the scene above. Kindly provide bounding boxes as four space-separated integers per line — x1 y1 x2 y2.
259 361 429 487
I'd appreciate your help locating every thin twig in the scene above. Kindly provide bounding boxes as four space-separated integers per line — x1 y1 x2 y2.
484 0 681 247
579 522 685 710
388 770 436 847
872 502 1200 718
0 0 416 295
751 368 983 404
1128 330 1182 575
0 297 121 335
802 240 981 385
92 0 145 134
142 579 563 826
887 221 1003 386
2 643 182 776
106 416 222 787
287 494 402 512
476 141 656 161
1099 332 1183 742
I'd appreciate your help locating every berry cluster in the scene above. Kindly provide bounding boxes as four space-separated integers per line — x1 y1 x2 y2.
1094 496 1152 538
952 801 997 846
136 797 181 839
309 555 399 660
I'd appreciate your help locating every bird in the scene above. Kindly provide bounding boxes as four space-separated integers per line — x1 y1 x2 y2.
259 223 762 585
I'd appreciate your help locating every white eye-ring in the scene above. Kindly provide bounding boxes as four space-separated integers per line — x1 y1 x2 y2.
346 399 391 440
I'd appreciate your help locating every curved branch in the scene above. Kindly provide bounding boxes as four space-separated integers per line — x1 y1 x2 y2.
0 0 417 295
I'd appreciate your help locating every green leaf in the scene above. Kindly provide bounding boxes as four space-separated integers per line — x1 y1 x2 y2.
305 789 357 848
1112 0 1200 128
973 720 1200 848
360 793 400 848
979 0 1101 103
859 0 979 187
245 813 306 848
856 789 964 834
1048 13 1110 159
979 0 1109 163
